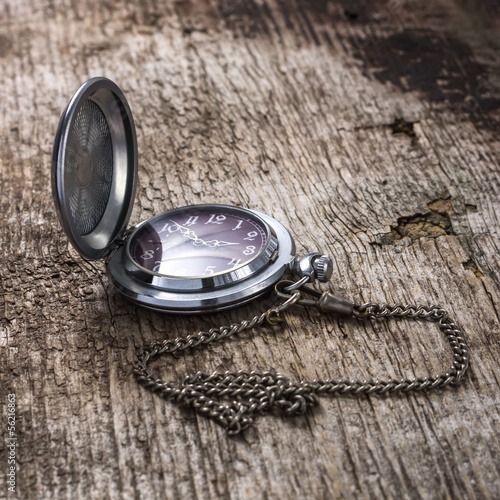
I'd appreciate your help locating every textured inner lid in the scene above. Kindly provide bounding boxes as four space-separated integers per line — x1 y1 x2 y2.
52 77 137 260
65 98 114 236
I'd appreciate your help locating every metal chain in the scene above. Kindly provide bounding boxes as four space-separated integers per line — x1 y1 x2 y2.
133 281 469 435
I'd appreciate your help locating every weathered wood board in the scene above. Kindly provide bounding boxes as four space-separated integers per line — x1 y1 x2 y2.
1 0 499 498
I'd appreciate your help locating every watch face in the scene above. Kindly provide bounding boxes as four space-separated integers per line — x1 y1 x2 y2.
128 205 271 278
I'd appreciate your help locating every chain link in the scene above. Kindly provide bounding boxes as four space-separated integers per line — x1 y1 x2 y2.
133 282 469 435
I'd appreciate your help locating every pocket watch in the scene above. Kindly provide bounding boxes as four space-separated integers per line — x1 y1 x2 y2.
52 77 469 435
52 77 333 313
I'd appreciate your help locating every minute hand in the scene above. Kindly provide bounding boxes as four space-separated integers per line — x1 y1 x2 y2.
204 240 240 248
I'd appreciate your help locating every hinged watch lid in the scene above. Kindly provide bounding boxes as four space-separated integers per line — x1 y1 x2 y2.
52 77 138 260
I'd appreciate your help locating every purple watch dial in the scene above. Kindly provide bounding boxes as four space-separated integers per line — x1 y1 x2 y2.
128 206 269 277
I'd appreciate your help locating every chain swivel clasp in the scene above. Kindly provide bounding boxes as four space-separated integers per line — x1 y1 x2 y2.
279 253 355 316
275 280 355 316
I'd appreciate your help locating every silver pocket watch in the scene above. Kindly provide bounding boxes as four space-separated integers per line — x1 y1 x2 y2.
52 78 469 435
52 77 333 313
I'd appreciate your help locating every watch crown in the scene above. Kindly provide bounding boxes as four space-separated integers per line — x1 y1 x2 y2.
313 255 333 282
291 253 334 282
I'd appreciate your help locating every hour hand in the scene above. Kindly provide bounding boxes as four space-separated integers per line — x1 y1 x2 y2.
171 221 201 241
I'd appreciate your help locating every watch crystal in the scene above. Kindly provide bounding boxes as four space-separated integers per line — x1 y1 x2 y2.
129 206 269 278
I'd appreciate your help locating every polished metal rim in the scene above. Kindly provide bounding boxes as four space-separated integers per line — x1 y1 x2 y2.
107 209 295 313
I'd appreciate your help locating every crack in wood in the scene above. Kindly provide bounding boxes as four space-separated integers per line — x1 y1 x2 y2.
462 258 485 278
373 197 455 245
388 118 417 138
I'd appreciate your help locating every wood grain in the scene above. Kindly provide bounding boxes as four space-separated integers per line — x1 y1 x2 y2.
1 0 499 498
